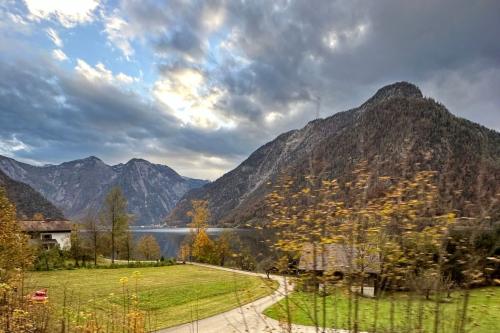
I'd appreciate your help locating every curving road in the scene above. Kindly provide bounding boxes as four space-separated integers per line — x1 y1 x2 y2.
157 263 351 333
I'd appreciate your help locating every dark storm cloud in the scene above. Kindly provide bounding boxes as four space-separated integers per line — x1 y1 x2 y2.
224 0 500 119
118 0 499 131
216 96 262 122
155 26 204 59
1 0 499 179
0 58 254 169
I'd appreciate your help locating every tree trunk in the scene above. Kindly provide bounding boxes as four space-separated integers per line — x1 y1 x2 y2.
111 209 115 264
111 231 115 264
93 232 98 266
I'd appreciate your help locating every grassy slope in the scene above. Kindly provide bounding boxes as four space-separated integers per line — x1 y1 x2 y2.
26 265 276 330
264 287 500 333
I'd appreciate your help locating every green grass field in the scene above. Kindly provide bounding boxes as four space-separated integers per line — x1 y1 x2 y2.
264 287 500 333
26 264 276 330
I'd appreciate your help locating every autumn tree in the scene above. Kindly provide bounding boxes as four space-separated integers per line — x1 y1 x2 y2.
0 187 32 281
267 164 458 333
137 235 161 261
0 188 44 332
188 200 209 232
100 187 130 264
178 242 191 263
214 230 232 266
184 200 217 263
192 229 216 263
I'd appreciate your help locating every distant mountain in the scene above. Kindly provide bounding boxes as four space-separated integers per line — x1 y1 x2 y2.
167 82 500 226
0 156 209 225
0 169 64 220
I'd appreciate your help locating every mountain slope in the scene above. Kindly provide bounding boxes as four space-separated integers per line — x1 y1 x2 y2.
0 156 209 225
0 169 64 220
167 82 500 226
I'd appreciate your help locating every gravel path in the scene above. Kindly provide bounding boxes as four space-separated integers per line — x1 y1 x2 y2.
157 262 351 333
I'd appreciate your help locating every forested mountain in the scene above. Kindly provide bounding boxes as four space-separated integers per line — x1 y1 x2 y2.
0 169 64 220
167 82 500 226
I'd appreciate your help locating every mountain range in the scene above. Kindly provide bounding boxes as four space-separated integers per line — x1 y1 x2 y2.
2 82 499 227
0 156 208 225
167 82 500 226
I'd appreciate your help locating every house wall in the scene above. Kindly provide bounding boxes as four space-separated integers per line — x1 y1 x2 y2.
40 232 71 249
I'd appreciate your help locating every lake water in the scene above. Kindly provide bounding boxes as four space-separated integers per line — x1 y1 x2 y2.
130 228 255 258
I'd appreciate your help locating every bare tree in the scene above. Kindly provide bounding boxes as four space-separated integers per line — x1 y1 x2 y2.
100 187 129 264
82 211 100 266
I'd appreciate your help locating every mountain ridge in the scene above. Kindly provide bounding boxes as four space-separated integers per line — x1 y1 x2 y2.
0 155 209 225
167 81 500 226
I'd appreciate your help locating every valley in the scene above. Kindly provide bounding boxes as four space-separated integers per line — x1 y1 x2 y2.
2 83 499 333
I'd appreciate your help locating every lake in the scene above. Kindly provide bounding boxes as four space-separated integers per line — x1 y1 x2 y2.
130 228 258 258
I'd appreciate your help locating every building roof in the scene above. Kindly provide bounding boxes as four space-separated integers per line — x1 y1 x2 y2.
299 243 381 274
18 219 73 232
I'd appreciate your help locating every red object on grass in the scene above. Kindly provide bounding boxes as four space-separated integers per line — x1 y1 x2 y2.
31 289 48 302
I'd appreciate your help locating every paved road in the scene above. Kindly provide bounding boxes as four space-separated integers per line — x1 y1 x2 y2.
157 263 351 333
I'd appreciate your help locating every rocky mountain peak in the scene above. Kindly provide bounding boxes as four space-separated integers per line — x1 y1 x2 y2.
167 82 500 227
64 155 105 167
364 81 423 106
82 156 102 162
126 158 148 165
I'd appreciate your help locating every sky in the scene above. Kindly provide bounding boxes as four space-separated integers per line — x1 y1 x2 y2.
0 0 499 180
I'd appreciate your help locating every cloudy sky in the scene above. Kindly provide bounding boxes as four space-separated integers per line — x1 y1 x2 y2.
0 0 499 179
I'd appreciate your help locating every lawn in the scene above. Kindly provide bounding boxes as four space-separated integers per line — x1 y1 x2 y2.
26 264 277 330
264 287 500 333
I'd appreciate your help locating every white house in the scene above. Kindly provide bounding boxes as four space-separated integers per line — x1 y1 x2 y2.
18 219 72 249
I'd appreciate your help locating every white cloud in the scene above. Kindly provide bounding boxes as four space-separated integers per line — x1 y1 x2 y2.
153 68 236 130
164 154 237 181
75 59 137 85
0 10 30 34
201 6 226 32
24 0 100 27
46 28 63 47
264 112 283 124
323 31 339 50
52 49 68 61
0 135 31 156
155 68 204 110
116 72 136 84
8 12 29 26
103 12 135 59
323 23 369 51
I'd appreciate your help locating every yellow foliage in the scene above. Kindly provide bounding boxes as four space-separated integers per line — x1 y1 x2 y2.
192 229 215 263
136 234 161 260
0 187 33 281
188 200 209 232
267 163 455 285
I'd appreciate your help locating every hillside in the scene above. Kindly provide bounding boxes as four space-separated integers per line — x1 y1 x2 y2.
167 82 500 226
0 156 209 225
0 169 64 220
